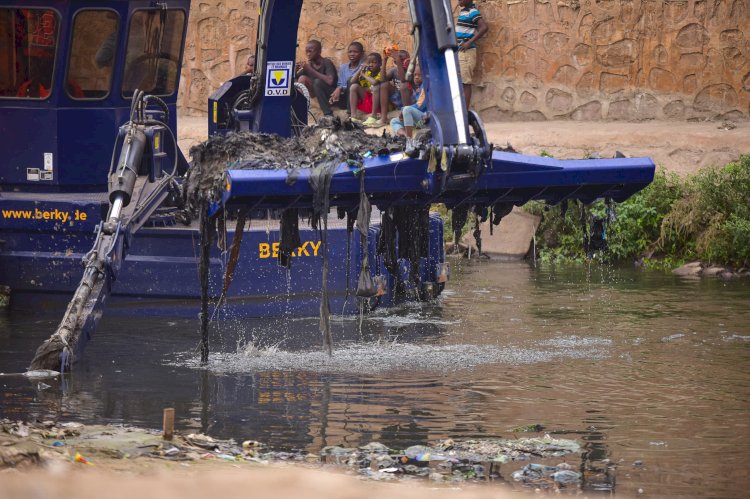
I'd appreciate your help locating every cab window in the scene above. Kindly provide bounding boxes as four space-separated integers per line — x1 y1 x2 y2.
66 10 119 99
122 9 185 97
0 8 59 99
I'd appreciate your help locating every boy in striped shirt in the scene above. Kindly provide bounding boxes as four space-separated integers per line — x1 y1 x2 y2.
455 0 488 108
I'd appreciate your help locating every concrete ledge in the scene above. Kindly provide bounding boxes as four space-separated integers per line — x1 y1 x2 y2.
461 207 540 260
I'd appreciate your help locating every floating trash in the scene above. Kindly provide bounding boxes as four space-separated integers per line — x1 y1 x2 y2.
74 452 93 465
511 462 581 487
661 333 686 342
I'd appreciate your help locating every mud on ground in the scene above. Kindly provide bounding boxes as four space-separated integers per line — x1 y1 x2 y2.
0 420 533 499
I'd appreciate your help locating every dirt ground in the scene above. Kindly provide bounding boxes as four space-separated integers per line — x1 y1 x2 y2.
0 423 523 499
177 113 750 175
0 463 521 499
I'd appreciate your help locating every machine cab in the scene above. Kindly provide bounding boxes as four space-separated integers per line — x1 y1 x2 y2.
0 1 189 192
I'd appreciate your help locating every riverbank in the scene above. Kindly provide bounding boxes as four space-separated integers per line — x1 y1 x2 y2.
526 154 749 270
0 419 554 498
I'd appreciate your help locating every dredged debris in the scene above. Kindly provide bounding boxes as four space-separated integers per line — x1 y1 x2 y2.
184 116 405 208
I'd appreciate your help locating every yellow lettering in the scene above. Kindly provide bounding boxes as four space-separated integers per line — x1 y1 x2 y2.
310 240 322 256
259 243 270 258
3 208 78 222
258 240 323 260
297 241 310 257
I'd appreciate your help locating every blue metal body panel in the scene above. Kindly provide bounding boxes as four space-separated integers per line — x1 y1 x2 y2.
1 192 445 316
252 0 304 138
222 152 655 209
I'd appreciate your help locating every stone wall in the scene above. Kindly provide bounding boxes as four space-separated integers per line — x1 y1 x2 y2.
180 0 750 121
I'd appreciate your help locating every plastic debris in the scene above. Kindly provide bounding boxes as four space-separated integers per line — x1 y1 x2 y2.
74 453 93 465
185 433 225 450
51 441 65 447
552 469 581 485
404 445 434 462
22 370 60 379
242 440 261 449
510 424 544 433
511 463 581 488
359 442 390 453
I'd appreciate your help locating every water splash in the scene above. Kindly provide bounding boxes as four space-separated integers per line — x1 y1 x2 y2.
175 337 610 375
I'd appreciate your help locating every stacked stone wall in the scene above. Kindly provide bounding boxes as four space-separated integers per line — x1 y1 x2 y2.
180 0 750 121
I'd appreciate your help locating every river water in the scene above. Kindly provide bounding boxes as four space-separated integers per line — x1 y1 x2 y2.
1 260 749 496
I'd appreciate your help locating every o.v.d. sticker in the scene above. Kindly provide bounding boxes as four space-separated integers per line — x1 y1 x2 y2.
265 61 293 96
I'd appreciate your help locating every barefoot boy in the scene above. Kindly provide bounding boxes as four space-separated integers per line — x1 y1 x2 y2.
348 52 384 125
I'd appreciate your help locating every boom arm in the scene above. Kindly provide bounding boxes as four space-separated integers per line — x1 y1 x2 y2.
30 95 179 371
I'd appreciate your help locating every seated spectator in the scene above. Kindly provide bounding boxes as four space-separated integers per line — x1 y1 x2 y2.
329 41 364 112
95 31 117 68
295 40 338 116
390 65 426 141
242 55 256 76
375 49 414 127
348 52 384 126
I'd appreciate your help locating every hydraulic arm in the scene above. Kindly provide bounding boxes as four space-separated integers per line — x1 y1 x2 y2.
30 93 180 370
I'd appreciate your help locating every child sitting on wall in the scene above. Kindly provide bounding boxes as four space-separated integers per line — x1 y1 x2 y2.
390 64 426 141
375 49 415 127
347 52 384 126
329 41 364 113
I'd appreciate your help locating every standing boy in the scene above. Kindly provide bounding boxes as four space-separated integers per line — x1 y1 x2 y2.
455 0 488 108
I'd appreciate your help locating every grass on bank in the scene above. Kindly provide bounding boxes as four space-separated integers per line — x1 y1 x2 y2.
523 154 750 269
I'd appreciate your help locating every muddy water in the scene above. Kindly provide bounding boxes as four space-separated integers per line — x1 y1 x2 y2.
1 261 749 497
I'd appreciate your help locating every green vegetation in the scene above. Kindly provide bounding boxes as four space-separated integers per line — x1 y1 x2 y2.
523 155 750 268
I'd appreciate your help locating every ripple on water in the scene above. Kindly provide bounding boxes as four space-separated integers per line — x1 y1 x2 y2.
367 313 462 327
174 338 610 375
